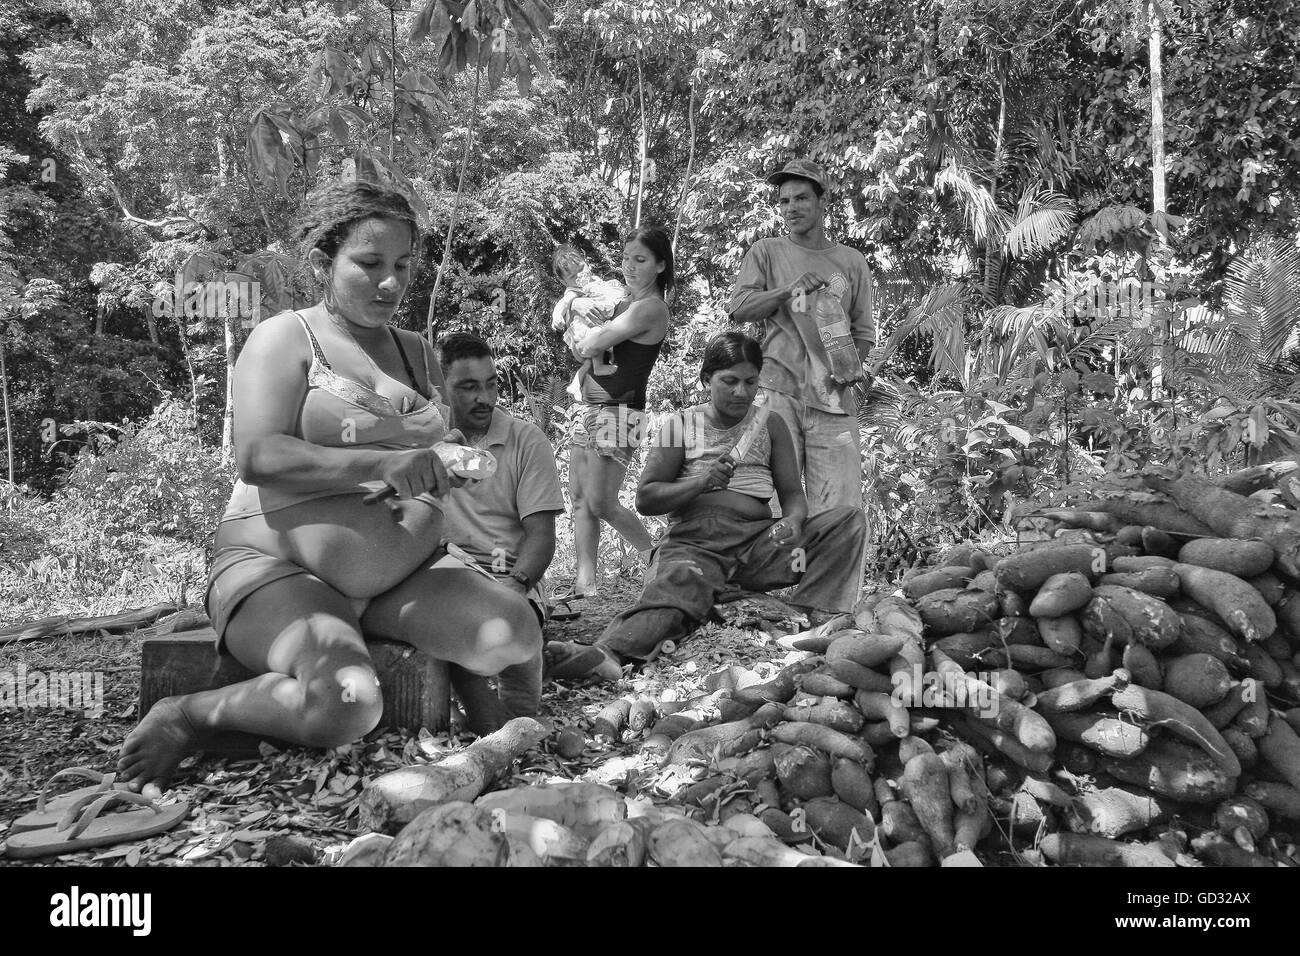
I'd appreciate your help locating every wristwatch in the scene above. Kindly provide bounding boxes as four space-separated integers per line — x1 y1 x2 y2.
508 568 534 590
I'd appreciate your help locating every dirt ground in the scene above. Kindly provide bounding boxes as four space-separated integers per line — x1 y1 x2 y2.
0 571 812 866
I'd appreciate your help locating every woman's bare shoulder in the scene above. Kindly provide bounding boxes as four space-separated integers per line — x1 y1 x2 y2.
625 295 670 341
239 310 311 364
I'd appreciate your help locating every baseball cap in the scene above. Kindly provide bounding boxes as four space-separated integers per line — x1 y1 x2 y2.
766 159 829 193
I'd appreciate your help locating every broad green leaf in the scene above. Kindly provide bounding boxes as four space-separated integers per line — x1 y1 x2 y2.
246 110 292 196
1002 424 1033 446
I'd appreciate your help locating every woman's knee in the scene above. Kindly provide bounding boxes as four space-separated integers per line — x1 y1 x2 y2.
583 486 616 521
298 662 383 747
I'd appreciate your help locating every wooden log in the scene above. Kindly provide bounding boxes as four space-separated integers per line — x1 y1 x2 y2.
1074 494 1215 537
140 627 451 752
1218 460 1300 496
0 601 180 645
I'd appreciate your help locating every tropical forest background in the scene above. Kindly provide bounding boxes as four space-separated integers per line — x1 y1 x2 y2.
2 0 1299 621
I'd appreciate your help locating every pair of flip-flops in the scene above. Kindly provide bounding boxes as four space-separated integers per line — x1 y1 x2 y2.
546 584 598 623
2 767 189 860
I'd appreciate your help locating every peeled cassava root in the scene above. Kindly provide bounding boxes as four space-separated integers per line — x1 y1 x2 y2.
361 717 549 833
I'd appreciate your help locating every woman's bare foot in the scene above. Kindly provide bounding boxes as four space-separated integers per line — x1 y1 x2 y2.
117 696 203 800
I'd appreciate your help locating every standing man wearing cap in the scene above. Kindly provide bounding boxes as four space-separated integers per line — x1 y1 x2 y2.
726 159 874 610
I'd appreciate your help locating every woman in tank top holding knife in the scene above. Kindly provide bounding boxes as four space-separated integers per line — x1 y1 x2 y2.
564 226 673 598
117 182 542 797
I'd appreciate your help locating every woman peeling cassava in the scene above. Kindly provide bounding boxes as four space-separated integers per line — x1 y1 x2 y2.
118 182 542 798
546 331 866 682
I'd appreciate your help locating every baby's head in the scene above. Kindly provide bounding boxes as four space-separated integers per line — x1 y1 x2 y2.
551 245 590 286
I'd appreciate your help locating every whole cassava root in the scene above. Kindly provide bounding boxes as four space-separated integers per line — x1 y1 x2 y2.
1121 643 1162 688
995 544 1103 592
854 690 910 737
769 721 875 766
902 566 975 600
1177 538 1275 578
865 596 925 642
798 670 855 698
1242 780 1300 819
1075 494 1215 537
782 698 865 733
773 743 833 800
899 753 956 859
827 658 895 693
1081 585 1183 650
1039 832 1174 867
831 758 878 815
1044 709 1153 759
1144 470 1300 579
664 703 785 765
1037 615 1084 656
826 632 907 668
1071 786 1173 839
732 657 825 706
945 713 1053 774
1176 615 1250 671
931 630 999 668
916 588 1001 636
1098 567 1180 599
1098 739 1238 804
931 649 1056 754
1258 712 1300 791
802 797 874 855
361 717 549 833
1171 563 1276 644
1108 683 1240 777
1030 572 1094 617
1160 653 1231 708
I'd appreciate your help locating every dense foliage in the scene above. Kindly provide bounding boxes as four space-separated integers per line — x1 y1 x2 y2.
2 0 1299 612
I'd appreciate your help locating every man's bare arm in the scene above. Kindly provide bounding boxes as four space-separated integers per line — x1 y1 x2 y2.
513 511 558 585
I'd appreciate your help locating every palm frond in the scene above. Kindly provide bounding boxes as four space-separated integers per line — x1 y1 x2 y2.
934 160 1009 247
982 303 1050 382
875 282 966 371
1224 235 1300 363
1004 185 1077 260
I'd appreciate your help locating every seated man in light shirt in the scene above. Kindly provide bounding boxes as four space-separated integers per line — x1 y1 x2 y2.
435 332 565 725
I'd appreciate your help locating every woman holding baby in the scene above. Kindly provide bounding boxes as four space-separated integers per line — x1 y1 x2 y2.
553 226 673 599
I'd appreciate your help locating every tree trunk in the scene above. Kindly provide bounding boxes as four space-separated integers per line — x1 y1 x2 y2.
426 59 484 345
1149 5 1168 246
141 303 159 345
0 328 13 484
633 49 648 228
981 71 1007 307
222 312 235 460
1148 2 1172 396
671 83 698 256
175 315 200 412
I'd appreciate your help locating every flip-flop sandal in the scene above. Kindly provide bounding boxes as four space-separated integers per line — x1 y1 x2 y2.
550 584 593 603
544 641 622 683
9 767 133 835
545 599 582 623
3 790 189 859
